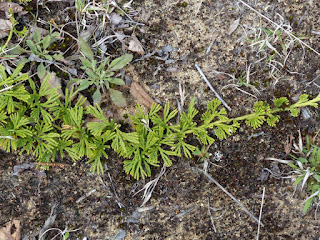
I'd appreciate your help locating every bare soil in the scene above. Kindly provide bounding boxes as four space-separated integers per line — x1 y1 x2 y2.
1 0 320 239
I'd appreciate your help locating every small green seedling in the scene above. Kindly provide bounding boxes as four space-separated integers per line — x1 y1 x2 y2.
26 30 61 61
71 37 133 105
286 135 320 214
192 145 211 162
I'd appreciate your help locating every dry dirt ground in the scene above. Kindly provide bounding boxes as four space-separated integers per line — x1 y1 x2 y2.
1 0 320 239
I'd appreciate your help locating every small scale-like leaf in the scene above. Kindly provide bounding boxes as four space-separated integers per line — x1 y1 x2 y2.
78 79 91 91
108 78 125 85
33 29 41 43
108 54 133 71
53 54 64 61
109 89 126 107
93 89 102 104
37 63 46 79
27 40 37 52
79 37 94 61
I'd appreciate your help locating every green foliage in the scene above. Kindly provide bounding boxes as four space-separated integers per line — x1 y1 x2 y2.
121 103 177 179
72 38 133 105
19 0 33 5
1 63 320 179
0 63 30 113
26 30 61 62
247 27 308 63
75 0 86 15
285 137 320 214
28 75 60 125
192 145 211 162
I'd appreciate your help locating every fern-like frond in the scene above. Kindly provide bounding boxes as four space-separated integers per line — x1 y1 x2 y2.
111 129 137 157
0 110 7 124
173 140 196 158
159 148 174 167
245 115 265 130
150 102 178 133
124 149 148 179
86 138 109 174
274 97 289 108
289 108 300 117
202 98 229 124
214 123 235 140
51 138 80 162
51 86 86 122
87 122 112 137
33 123 59 158
69 106 84 128
266 114 280 127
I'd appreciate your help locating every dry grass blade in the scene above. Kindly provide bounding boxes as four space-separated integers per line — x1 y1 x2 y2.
134 164 166 206
263 158 293 164
256 187 265 240
238 0 320 56
195 64 231 111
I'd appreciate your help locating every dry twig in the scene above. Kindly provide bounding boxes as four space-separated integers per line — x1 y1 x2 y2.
195 168 264 227
195 64 231 111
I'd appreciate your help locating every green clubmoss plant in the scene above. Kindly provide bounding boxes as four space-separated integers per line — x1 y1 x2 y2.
1 63 320 180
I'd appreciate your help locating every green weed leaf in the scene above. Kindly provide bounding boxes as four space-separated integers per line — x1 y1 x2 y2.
108 54 133 71
109 89 126 107
79 37 94 61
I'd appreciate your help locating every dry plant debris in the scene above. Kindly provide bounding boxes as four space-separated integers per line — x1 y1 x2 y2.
0 2 24 14
128 33 145 55
0 19 12 39
130 81 156 109
0 220 21 240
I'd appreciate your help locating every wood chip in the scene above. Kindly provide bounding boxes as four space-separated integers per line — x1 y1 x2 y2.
130 82 155 109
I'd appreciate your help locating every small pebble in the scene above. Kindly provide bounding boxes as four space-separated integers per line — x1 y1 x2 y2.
150 83 160 89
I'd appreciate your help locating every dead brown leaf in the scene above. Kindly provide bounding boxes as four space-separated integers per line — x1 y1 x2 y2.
130 82 155 109
284 134 295 155
0 2 24 14
140 10 152 22
228 18 240 35
0 19 12 39
128 33 144 55
0 220 21 240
